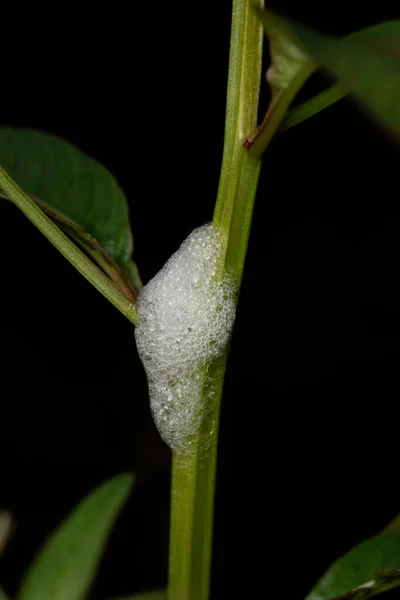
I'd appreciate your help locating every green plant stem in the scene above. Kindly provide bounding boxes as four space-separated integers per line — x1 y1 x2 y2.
168 1 265 599
0 168 137 324
168 358 226 600
168 1 320 596
213 0 265 271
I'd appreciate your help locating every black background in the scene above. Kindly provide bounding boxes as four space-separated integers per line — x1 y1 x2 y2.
1 0 400 598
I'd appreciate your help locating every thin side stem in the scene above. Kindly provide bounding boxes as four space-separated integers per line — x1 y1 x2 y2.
280 81 347 132
247 60 317 158
0 190 138 303
0 168 137 324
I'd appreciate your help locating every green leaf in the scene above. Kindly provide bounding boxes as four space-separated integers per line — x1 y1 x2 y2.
344 20 400 52
326 569 400 599
259 9 312 100
306 533 400 600
254 12 400 135
271 15 400 135
280 21 400 131
110 591 166 600
0 128 142 293
17 474 135 600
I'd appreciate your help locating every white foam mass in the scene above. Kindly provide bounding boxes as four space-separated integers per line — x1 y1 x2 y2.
134 224 236 454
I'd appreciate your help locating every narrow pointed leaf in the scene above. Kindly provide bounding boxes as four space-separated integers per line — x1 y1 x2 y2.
0 128 142 292
17 474 135 600
306 533 400 600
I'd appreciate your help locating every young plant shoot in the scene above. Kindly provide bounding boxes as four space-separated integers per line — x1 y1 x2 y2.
0 2 400 600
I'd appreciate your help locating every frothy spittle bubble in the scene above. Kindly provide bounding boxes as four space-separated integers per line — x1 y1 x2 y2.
135 224 236 455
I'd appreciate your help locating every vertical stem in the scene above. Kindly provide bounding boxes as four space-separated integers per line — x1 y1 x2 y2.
168 358 227 600
169 455 198 598
214 0 265 279
168 1 264 599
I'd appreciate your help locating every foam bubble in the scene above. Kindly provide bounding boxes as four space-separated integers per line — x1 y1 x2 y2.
134 224 236 454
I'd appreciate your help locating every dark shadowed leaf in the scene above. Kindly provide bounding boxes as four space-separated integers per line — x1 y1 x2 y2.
383 513 400 534
306 533 400 600
325 569 400 599
0 587 9 600
345 20 400 53
0 128 142 293
0 512 12 556
269 15 400 135
17 474 135 600
110 591 166 600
